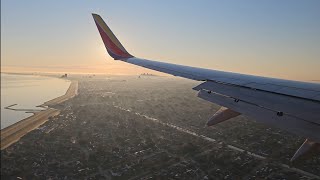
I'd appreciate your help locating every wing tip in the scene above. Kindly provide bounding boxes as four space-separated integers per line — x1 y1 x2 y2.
92 13 101 18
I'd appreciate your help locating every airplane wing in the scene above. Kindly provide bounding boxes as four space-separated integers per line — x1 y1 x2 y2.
92 13 320 161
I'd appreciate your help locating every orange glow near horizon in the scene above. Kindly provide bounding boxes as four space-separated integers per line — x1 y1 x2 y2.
1 63 169 76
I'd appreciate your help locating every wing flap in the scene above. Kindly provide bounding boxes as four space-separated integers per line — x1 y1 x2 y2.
197 89 320 142
193 81 320 124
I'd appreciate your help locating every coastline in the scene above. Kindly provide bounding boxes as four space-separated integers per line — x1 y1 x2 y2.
0 80 78 150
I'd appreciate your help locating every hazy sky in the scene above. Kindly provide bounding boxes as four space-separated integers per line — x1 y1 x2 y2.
1 0 320 81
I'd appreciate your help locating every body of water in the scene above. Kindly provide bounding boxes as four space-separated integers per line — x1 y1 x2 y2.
1 73 71 129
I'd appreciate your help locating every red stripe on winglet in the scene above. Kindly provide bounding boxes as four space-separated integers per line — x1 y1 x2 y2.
95 21 132 58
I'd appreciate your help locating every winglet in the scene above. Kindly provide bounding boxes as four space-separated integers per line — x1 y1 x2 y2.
92 13 134 60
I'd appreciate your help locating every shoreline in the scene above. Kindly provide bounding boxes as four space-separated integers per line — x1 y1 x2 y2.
0 80 78 150
42 81 78 106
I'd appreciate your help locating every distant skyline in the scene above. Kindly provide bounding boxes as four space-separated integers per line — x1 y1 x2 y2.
1 1 320 81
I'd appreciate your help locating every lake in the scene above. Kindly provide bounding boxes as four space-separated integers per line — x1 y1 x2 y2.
1 73 70 129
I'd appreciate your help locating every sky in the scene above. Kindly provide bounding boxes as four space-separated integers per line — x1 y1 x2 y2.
1 0 320 81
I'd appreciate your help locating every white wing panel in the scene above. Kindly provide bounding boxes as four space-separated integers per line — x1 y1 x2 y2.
244 83 285 91
126 58 320 101
273 87 319 99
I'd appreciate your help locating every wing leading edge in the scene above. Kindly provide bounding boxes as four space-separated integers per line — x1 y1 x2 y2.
92 14 320 161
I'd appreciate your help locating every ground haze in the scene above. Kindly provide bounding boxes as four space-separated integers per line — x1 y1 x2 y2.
1 75 319 179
